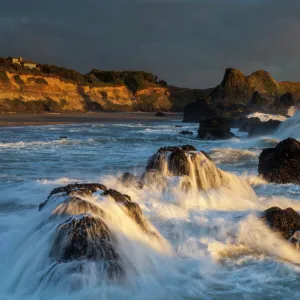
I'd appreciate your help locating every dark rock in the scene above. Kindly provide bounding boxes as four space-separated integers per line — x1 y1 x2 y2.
262 207 300 240
238 117 261 132
155 111 166 117
258 138 300 184
247 91 274 113
275 92 295 114
179 131 193 135
119 172 143 189
183 96 221 122
146 145 196 174
209 68 253 105
50 214 123 277
248 119 281 136
198 117 235 139
59 136 68 139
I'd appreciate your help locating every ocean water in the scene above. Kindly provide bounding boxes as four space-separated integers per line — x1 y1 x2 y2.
1 113 300 299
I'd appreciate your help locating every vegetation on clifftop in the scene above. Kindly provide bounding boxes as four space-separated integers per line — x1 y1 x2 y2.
0 57 166 90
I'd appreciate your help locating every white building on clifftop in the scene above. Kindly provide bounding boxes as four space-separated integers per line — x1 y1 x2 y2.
10 56 37 69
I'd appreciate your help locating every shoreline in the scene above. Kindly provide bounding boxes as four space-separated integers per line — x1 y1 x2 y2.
0 112 182 127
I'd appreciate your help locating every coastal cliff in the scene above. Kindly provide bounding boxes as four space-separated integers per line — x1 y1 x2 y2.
0 58 210 113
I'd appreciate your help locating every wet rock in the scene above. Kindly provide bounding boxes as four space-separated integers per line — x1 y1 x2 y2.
183 96 221 122
155 111 165 117
262 207 300 240
39 183 107 210
248 119 281 136
179 131 193 135
258 138 300 184
119 172 143 189
198 117 235 139
51 214 118 261
247 91 274 113
275 92 295 114
238 117 261 132
146 145 196 175
50 214 122 277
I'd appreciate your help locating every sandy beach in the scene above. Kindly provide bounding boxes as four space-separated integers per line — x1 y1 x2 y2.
0 112 182 127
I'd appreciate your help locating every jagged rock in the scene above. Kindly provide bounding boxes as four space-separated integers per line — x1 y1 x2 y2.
119 172 143 189
198 117 235 139
258 138 300 184
179 131 193 135
39 183 107 210
210 68 253 105
262 207 300 240
247 91 274 113
155 111 165 117
275 92 295 114
248 119 281 136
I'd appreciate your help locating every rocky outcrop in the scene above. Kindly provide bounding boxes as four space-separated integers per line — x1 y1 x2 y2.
258 138 300 184
247 91 274 113
39 182 161 280
210 68 253 105
183 68 300 123
198 117 235 139
262 207 300 240
144 145 226 191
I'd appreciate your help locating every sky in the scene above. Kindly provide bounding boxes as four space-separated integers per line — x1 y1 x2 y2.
1 0 300 88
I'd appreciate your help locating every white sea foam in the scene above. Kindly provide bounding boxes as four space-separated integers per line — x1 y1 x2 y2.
247 112 287 122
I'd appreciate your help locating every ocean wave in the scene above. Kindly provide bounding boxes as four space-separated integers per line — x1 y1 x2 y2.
247 112 287 122
209 148 258 165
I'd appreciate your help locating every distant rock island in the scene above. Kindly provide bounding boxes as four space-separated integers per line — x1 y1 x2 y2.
184 68 300 122
0 57 299 115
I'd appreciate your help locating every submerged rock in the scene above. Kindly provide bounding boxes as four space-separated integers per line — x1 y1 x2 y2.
198 117 235 139
155 111 166 117
179 131 193 135
262 207 300 240
258 138 300 184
